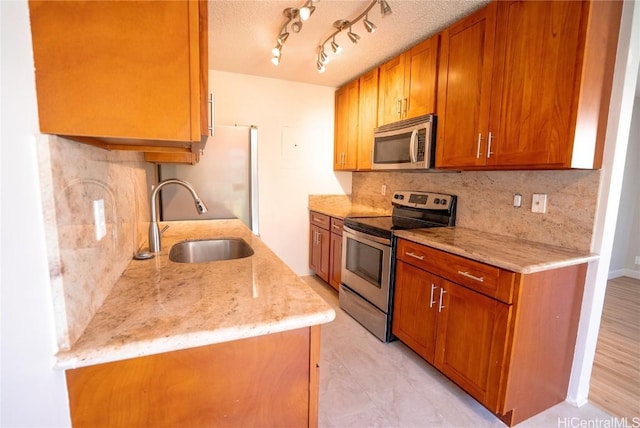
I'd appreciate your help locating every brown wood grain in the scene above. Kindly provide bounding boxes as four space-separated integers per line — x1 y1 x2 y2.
436 2 496 168
405 35 440 119
392 261 440 363
357 68 379 170
29 1 204 143
66 328 316 427
334 80 359 170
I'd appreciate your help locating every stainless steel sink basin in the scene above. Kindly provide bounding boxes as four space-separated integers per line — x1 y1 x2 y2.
169 238 254 263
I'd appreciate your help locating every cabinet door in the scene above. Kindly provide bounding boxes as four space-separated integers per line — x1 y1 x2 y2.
334 80 359 170
488 0 586 167
392 261 439 364
434 280 510 412
328 232 342 291
435 3 496 168
357 68 379 171
377 54 407 125
309 224 329 282
405 35 439 119
29 0 204 143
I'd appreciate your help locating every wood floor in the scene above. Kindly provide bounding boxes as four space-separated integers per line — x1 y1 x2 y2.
589 276 640 418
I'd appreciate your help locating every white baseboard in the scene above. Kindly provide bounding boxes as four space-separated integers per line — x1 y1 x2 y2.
608 268 640 280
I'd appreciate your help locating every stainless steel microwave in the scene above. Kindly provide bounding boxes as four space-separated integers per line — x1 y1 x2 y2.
371 114 436 170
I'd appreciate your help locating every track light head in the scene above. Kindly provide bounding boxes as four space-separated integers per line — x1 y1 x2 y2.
363 16 376 33
291 20 302 33
348 27 360 44
331 38 342 55
379 0 392 16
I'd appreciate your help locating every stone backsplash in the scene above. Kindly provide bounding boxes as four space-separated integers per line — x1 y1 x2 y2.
352 169 600 252
37 136 153 351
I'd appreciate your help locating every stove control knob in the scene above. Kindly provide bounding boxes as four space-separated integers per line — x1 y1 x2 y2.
440 199 448 205
433 198 440 204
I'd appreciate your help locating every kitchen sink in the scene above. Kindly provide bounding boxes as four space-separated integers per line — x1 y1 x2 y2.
169 238 254 263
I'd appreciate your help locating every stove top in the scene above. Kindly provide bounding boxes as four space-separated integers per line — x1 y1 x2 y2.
343 190 457 240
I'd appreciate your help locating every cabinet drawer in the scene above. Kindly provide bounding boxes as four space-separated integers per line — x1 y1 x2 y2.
330 218 344 236
396 239 515 304
309 212 330 230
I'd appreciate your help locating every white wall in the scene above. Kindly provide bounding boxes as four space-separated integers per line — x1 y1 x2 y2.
209 70 351 274
0 1 71 426
609 97 640 279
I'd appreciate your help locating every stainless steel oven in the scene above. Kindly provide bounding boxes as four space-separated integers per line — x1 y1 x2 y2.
340 226 392 341
339 191 457 342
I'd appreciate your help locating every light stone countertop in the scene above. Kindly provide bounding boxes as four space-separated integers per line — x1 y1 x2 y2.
394 227 599 274
308 194 391 219
55 219 336 369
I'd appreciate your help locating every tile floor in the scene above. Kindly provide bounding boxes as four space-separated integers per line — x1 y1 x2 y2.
303 275 615 428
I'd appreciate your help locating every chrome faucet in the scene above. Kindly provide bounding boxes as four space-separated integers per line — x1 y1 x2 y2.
149 178 208 253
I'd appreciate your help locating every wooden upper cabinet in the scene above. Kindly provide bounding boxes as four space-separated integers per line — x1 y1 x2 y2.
488 0 621 169
378 54 406 125
28 0 209 164
334 79 359 171
436 0 622 170
357 68 379 170
378 34 439 126
405 35 440 120
436 3 497 168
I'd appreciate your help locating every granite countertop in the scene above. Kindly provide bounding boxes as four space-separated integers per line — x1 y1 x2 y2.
55 219 336 370
394 227 599 274
308 194 391 219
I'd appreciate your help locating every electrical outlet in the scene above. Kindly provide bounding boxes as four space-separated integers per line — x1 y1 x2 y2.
93 199 106 241
531 194 547 213
635 256 640 265
381 184 387 196
513 193 522 208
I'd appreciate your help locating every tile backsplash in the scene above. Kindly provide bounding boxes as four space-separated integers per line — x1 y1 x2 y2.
37 136 153 350
352 169 600 252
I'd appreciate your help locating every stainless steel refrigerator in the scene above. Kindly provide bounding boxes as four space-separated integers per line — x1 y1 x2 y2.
159 125 259 235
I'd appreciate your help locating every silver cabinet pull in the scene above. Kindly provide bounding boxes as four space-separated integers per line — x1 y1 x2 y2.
429 283 437 308
457 271 484 283
487 132 493 158
438 288 446 312
402 98 408 117
332 224 342 231
396 99 402 117
476 133 482 158
208 93 214 136
405 251 424 260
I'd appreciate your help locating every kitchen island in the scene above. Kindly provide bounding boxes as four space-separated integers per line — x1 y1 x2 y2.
58 219 335 427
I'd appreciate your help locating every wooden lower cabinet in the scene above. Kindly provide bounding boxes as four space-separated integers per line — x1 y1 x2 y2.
309 211 343 291
66 326 321 428
393 238 586 426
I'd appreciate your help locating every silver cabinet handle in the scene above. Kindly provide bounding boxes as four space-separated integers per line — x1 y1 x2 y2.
208 93 214 136
402 98 408 117
332 224 342 231
457 271 485 283
476 133 482 158
429 283 437 308
396 99 402 117
487 132 493 158
438 288 446 312
405 251 424 260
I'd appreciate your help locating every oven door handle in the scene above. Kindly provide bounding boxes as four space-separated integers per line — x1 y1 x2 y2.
343 226 391 246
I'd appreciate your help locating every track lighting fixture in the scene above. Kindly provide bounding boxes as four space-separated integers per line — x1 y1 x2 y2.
315 0 391 73
363 15 376 33
271 0 318 66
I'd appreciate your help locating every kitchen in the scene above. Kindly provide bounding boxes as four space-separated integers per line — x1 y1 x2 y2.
1 1 639 427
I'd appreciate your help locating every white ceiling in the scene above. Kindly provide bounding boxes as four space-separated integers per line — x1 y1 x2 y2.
209 0 490 88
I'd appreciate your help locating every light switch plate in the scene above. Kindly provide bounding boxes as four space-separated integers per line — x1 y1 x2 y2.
531 194 547 213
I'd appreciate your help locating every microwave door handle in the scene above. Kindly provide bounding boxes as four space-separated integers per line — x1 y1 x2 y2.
409 129 419 163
